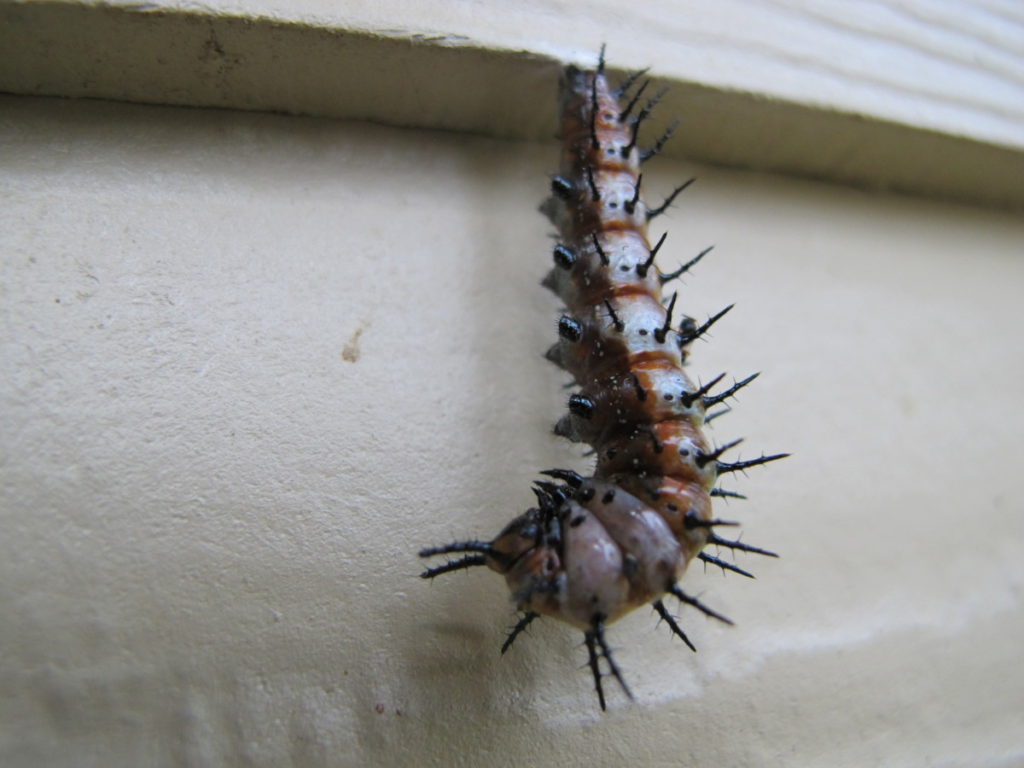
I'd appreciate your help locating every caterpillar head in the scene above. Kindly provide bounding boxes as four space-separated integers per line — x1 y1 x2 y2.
487 480 683 631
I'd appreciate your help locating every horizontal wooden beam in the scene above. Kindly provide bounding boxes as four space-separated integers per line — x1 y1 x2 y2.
2 1 1022 209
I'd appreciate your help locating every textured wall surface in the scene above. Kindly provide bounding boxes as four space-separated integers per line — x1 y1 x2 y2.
1 94 1022 767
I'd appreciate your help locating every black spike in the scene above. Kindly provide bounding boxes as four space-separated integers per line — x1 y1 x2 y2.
568 394 595 419
653 599 696 652
659 244 714 284
501 611 540 655
603 299 624 331
696 438 744 468
534 480 572 508
678 304 733 346
551 175 575 200
553 244 577 270
704 407 731 424
535 479 564 495
707 533 779 558
419 540 493 558
634 88 668 128
640 119 679 163
647 178 695 218
589 71 600 150
531 484 552 509
618 79 650 123
539 468 583 487
614 67 650 99
624 174 642 215
703 372 760 408
716 452 790 475
558 315 583 342
636 231 667 278
623 117 642 158
586 165 600 200
698 552 755 579
585 616 632 710
592 232 609 265
654 292 678 343
710 487 748 501
419 555 487 579
583 628 606 710
622 88 668 155
596 43 606 75
683 510 739 529
679 372 727 408
668 584 735 625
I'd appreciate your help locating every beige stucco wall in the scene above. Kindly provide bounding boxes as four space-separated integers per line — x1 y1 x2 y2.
2 89 1022 766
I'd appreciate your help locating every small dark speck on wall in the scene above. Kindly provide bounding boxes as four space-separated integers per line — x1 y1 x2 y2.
342 325 366 363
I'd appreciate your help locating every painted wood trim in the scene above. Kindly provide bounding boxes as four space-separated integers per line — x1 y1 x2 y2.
2 0 1022 209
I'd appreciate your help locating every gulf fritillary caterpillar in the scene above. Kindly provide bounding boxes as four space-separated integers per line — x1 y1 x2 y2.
420 47 787 709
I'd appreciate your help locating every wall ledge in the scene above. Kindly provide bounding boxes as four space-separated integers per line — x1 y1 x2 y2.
2 0 1022 210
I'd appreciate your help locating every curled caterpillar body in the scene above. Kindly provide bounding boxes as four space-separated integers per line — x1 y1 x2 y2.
420 48 787 709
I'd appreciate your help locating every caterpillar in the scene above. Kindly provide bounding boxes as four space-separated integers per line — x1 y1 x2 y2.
419 47 787 710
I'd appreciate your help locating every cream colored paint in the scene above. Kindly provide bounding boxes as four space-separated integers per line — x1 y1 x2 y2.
3 1 1024 209
11 0 1024 150
1 94 1023 766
